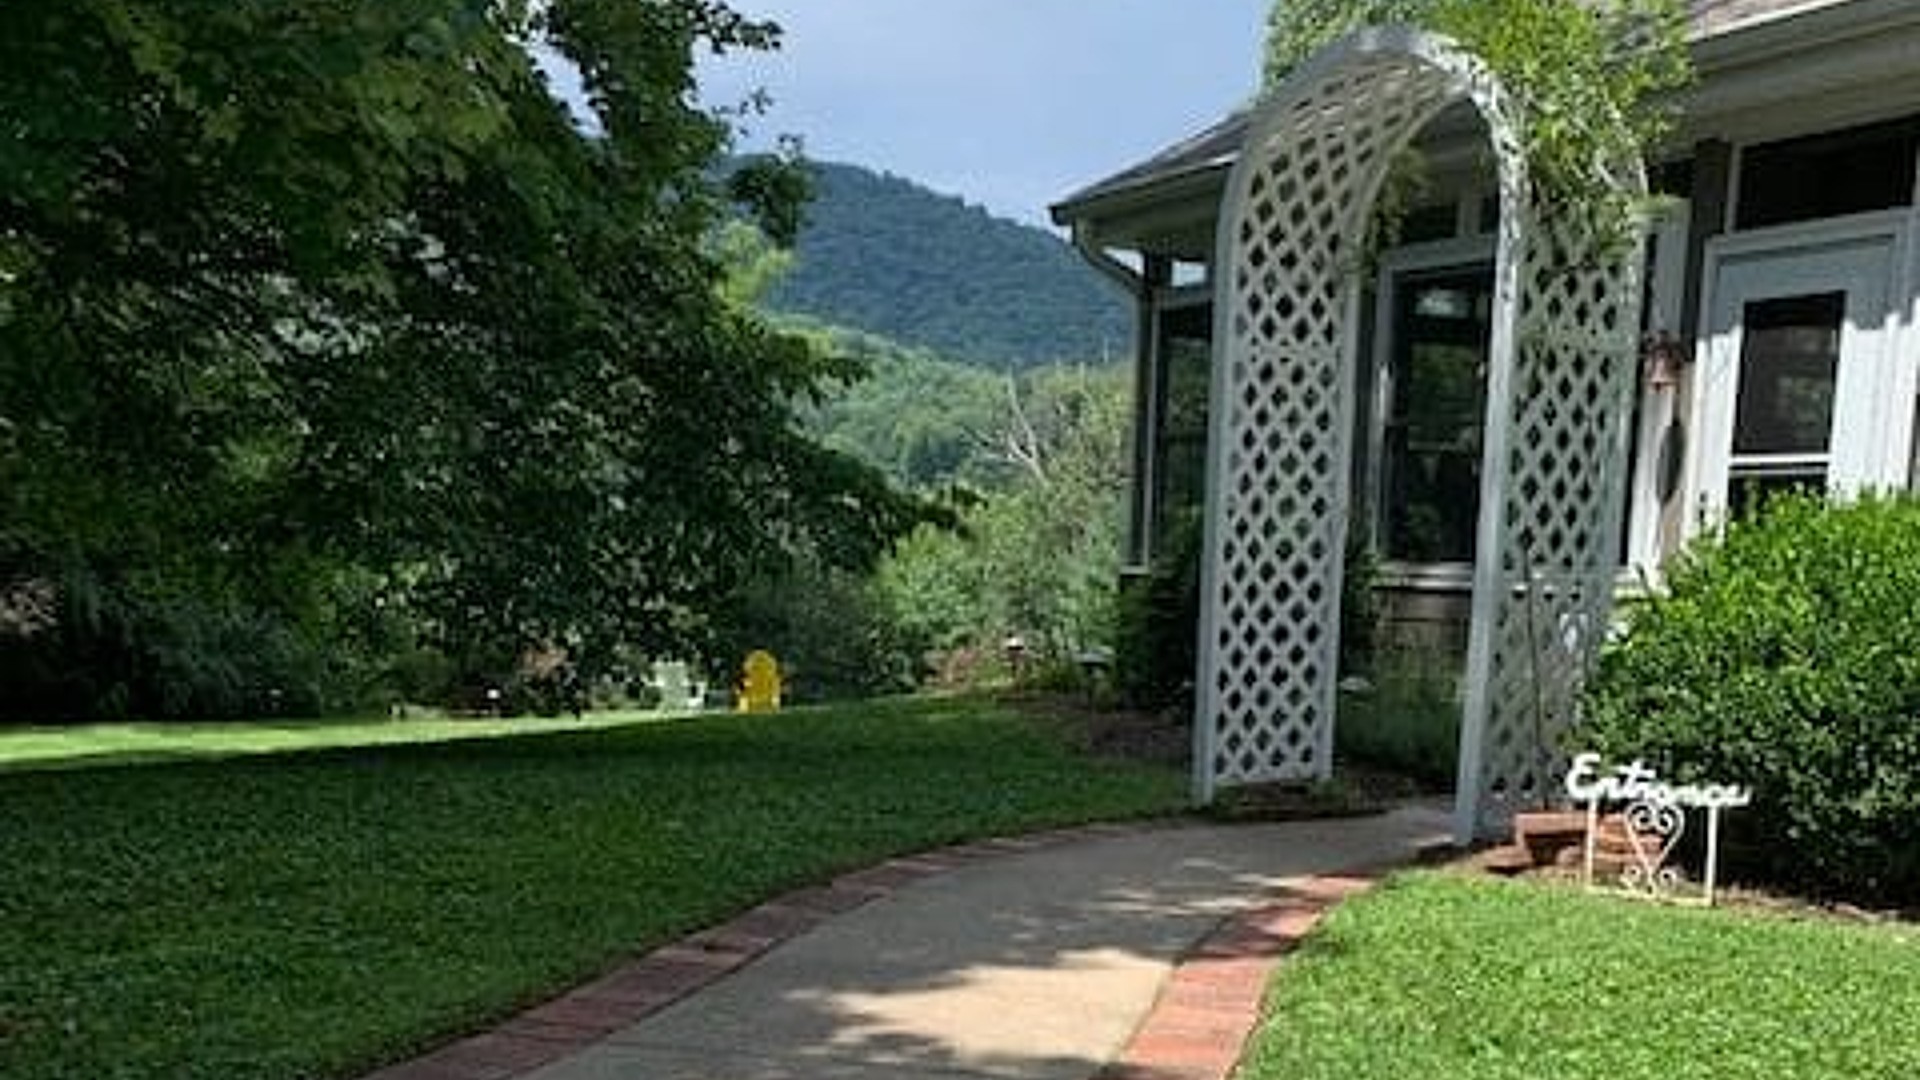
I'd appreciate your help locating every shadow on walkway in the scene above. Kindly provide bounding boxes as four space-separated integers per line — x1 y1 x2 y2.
517 807 1450 1080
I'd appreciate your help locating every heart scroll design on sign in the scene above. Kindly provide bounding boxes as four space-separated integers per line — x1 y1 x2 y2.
1619 799 1685 897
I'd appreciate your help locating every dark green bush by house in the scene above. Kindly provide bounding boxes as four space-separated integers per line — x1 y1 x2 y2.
1581 494 1920 905
1336 648 1458 789
1113 511 1204 710
1114 516 1383 712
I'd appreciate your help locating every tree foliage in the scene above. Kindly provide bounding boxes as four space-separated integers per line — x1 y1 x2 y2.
0 0 931 718
796 321 1030 492
709 316 1138 693
874 363 1131 666
712 319 1132 695
1264 0 1691 242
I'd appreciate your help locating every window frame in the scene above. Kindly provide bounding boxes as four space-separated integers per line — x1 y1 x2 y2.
1139 284 1214 565
1366 235 1496 580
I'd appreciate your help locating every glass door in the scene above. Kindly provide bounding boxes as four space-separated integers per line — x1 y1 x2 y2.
1694 237 1900 525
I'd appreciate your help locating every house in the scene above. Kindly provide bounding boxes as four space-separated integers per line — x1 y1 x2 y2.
1051 0 1920 834
1053 0 1920 649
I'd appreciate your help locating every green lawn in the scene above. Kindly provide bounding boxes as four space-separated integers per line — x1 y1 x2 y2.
1241 872 1920 1080
0 696 1184 1080
0 709 676 772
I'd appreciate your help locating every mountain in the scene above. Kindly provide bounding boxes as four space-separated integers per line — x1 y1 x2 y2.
764 161 1133 368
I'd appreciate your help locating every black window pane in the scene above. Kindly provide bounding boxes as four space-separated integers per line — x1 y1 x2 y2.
1652 158 1694 198
1737 117 1919 230
1399 202 1458 244
1153 304 1213 545
1385 269 1493 562
1733 293 1841 456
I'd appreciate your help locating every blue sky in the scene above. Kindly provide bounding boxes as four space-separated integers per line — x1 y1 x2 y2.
697 1 1272 226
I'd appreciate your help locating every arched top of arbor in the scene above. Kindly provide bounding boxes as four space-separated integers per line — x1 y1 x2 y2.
1196 25 1647 841
1233 26 1528 237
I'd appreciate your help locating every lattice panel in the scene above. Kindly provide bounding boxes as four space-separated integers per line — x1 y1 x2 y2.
1199 28 1643 835
1199 36 1475 794
1468 206 1641 830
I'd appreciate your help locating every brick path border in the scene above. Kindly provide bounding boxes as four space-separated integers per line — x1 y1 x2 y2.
359 821 1391 1080
1092 872 1380 1080
357 820 1166 1080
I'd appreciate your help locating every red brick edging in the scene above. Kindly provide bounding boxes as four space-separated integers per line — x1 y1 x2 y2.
358 820 1161 1080
1094 872 1381 1080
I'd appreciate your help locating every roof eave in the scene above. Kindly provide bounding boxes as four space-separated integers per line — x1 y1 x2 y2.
1692 0 1917 70
1054 0 1919 242
1048 156 1234 231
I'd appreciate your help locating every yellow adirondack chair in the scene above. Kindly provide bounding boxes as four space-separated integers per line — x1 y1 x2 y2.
737 650 782 713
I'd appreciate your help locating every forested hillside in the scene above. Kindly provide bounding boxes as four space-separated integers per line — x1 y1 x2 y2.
765 162 1132 367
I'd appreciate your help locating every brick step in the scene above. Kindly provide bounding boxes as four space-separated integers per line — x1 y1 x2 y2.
1512 809 1589 867
1506 810 1656 873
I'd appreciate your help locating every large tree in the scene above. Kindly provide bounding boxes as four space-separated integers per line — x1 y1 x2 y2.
0 0 929 717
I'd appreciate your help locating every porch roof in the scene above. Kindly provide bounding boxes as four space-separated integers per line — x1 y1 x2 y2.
1050 0 1882 251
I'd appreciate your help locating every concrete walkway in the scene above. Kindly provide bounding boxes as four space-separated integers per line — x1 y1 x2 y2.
370 805 1451 1080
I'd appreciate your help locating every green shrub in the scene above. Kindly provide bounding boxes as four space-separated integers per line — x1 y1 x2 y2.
0 559 350 722
1335 647 1459 788
1338 533 1380 677
1113 511 1203 710
714 557 929 703
1581 494 1920 905
1114 514 1383 711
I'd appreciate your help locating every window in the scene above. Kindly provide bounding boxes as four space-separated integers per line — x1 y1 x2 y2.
1726 292 1842 517
1151 302 1213 552
1382 266 1495 562
1696 236 1900 532
1399 201 1459 244
1736 117 1919 230
1478 193 1501 235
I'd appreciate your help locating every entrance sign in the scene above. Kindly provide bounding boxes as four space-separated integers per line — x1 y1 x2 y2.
1564 753 1752 810
1564 752 1751 906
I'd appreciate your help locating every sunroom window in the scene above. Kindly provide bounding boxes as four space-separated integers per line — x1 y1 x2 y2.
1382 265 1494 562
1150 302 1213 553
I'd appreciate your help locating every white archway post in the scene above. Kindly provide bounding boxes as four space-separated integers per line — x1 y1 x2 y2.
1193 26 1645 840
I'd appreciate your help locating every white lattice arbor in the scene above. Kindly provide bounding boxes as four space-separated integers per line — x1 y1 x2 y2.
1195 27 1645 840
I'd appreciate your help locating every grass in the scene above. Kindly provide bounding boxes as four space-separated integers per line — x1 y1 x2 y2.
1240 872 1920 1080
0 710 677 772
0 695 1184 1080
